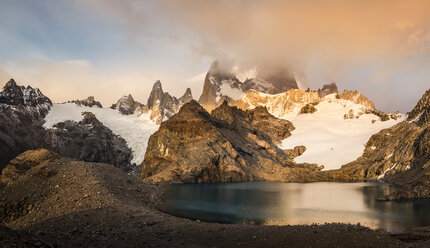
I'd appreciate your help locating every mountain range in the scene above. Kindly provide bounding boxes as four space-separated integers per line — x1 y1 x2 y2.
0 62 429 199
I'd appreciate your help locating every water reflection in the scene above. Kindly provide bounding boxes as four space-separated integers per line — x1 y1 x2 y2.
163 182 430 232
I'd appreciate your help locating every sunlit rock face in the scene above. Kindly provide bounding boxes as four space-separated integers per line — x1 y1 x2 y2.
228 89 321 119
141 100 322 183
340 90 375 110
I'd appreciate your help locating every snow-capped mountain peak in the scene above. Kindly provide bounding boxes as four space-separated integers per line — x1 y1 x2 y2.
198 61 299 111
0 78 52 108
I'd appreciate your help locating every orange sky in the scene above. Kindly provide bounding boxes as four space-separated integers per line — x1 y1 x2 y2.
1 0 430 112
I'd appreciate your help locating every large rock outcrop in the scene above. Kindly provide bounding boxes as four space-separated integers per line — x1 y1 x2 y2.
69 96 102 108
44 112 134 173
332 89 430 199
111 94 145 115
141 100 321 183
0 79 52 171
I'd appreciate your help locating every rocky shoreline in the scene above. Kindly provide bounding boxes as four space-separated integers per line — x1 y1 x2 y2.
1 150 429 247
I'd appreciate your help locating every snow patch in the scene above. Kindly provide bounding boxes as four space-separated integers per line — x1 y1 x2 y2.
279 97 404 170
44 103 159 165
378 163 398 180
386 153 393 159
371 146 376 150
410 113 422 123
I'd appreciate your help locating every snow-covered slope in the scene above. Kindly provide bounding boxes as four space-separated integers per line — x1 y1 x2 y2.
278 95 405 170
43 103 159 165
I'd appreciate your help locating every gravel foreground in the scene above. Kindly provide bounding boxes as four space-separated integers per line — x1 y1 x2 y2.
1 150 430 248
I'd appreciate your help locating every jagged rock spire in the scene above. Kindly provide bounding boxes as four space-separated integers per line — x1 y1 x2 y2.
179 88 193 103
147 80 164 109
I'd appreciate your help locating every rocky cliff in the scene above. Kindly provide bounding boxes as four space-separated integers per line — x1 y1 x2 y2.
333 89 430 199
0 79 52 170
141 100 321 183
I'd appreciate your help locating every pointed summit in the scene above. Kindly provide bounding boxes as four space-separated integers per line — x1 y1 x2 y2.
179 88 193 103
176 100 208 117
147 80 164 109
145 80 185 124
153 80 162 90
113 94 142 115
208 60 220 75
198 61 242 111
4 78 18 90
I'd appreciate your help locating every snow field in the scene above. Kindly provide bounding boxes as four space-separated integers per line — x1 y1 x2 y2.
43 103 159 165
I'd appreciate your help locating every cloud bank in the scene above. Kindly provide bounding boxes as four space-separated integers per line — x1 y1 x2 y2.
1 0 430 112
159 0 430 70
